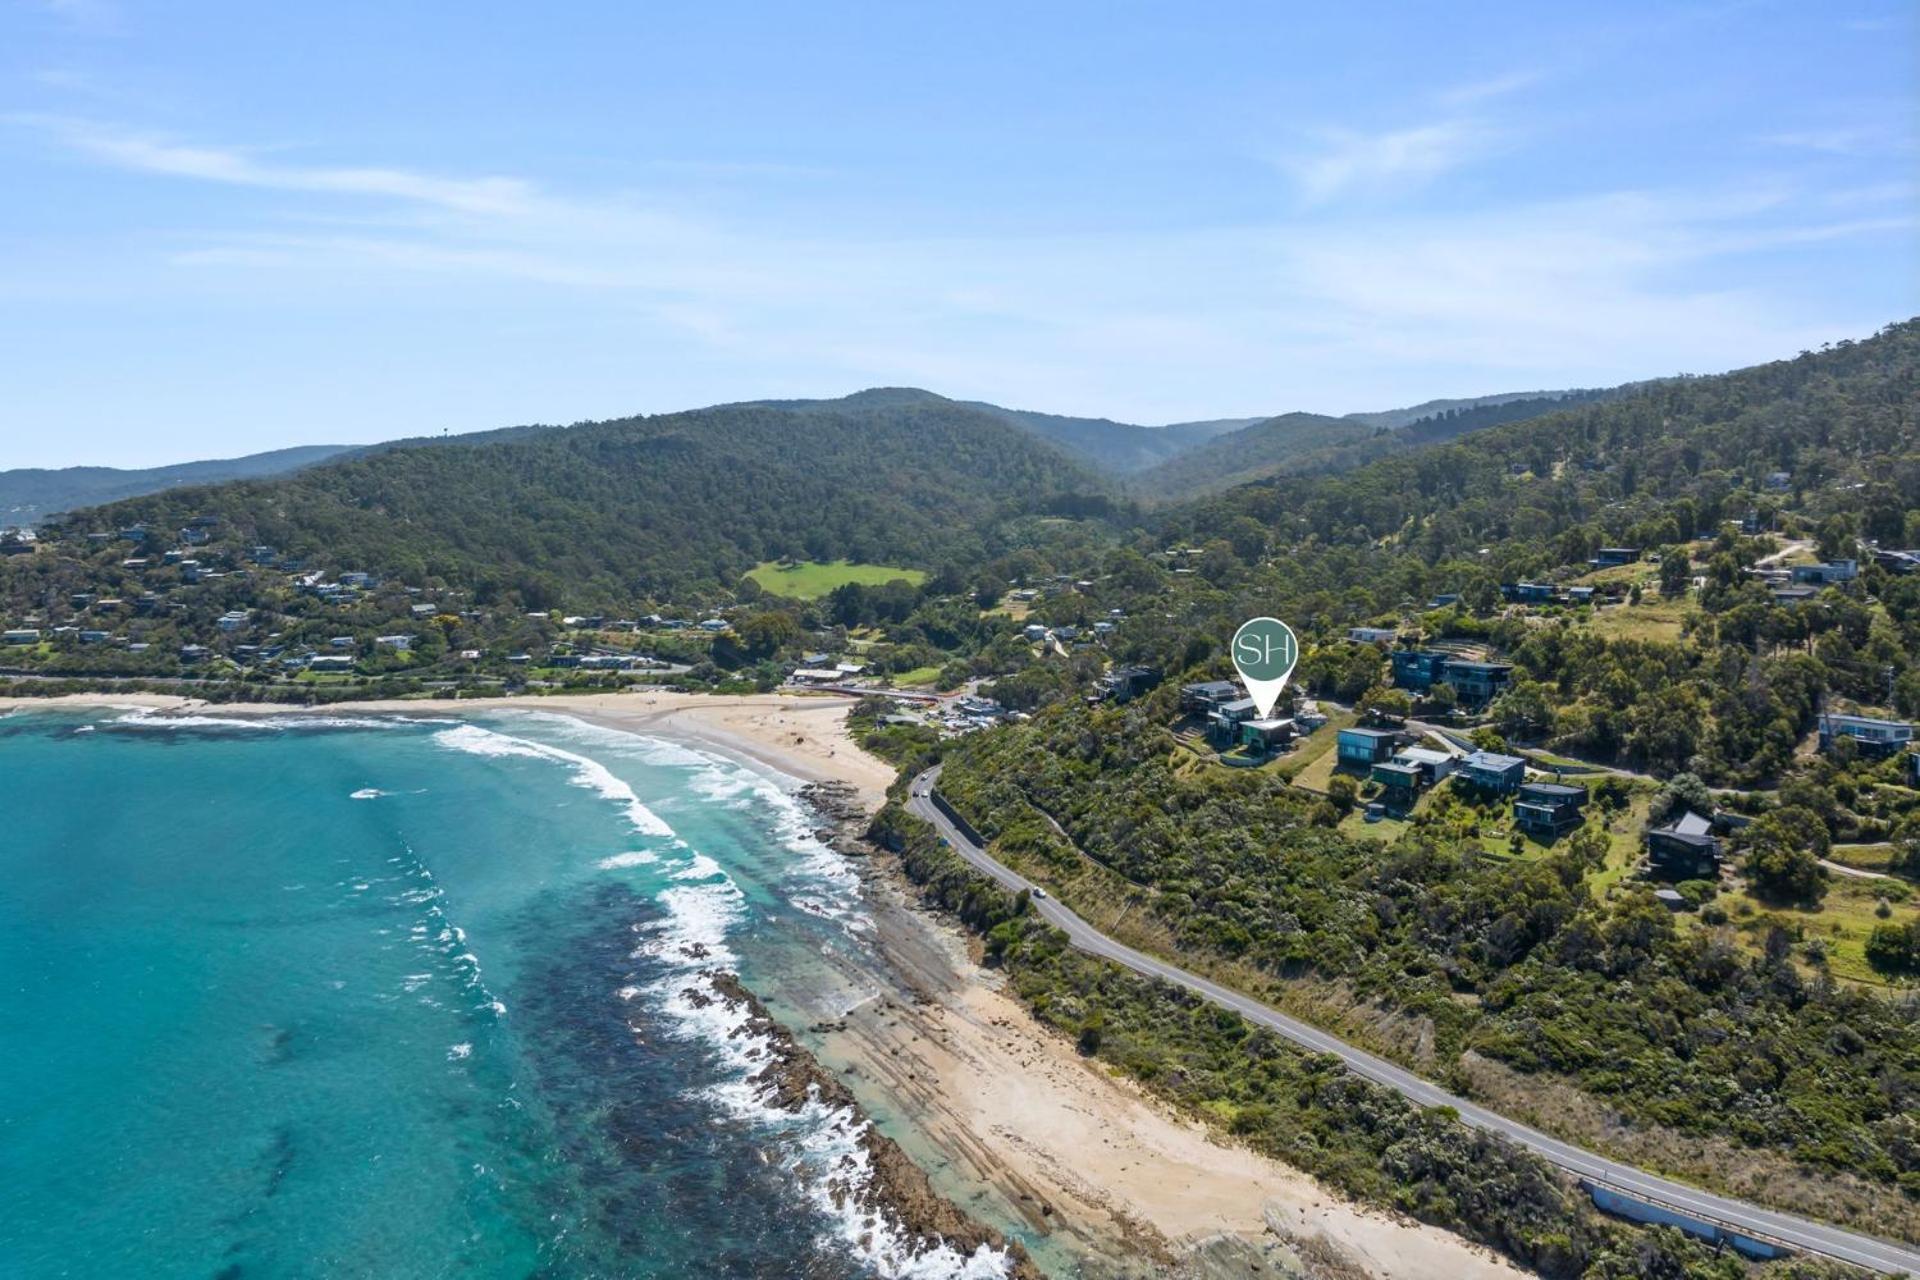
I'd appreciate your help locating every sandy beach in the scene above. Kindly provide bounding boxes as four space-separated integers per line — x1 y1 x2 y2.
3 687 1531 1278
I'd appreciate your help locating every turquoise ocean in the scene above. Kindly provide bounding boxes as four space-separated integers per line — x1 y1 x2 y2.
0 708 1015 1279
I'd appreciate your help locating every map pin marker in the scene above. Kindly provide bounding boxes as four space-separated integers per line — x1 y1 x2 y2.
1231 616 1299 720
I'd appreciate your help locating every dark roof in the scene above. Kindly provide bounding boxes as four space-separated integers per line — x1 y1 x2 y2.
1519 782 1585 799
1444 660 1514 674
1339 727 1398 741
1463 750 1526 771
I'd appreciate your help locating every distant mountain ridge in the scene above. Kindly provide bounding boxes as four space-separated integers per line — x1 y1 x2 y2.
0 445 354 528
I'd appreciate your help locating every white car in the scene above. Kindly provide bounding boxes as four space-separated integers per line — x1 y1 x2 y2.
1030 887 1047 900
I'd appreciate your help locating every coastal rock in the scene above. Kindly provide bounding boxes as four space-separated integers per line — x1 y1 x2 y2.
707 972 1042 1280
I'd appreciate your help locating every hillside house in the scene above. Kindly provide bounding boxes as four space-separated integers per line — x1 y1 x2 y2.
1236 717 1295 756
216 610 251 633
375 634 414 651
1870 548 1920 574
1180 680 1242 714
1441 659 1514 706
1513 781 1586 837
1771 585 1820 607
1567 586 1596 604
1457 750 1527 794
1590 547 1641 567
1390 649 1451 693
1336 727 1399 768
1371 759 1423 807
1022 623 1049 642
1817 712 1914 758
1646 810 1720 880
1097 665 1160 703
1348 626 1398 644
1207 697 1259 744
3 629 41 645
1790 560 1858 585
1501 582 1556 604
1393 746 1457 784
1764 470 1792 492
1428 593 1461 608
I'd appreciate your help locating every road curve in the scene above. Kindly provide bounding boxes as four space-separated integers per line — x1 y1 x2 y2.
905 765 1920 1276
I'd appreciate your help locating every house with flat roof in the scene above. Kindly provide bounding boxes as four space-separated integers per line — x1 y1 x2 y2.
1514 781 1586 837
3 628 41 645
1390 649 1451 693
1771 584 1820 607
1180 680 1242 713
1392 746 1456 784
1818 712 1914 757
1441 659 1514 706
1236 717 1294 756
1336 726 1399 768
1371 759 1423 808
1097 665 1160 703
1646 810 1720 880
1590 547 1640 567
1790 560 1857 585
1348 626 1398 645
1207 697 1260 744
1501 582 1556 604
1457 750 1526 794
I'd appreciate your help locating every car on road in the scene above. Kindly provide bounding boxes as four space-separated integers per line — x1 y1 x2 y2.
1030 887 1047 900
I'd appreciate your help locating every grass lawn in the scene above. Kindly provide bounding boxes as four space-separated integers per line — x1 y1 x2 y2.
1729 875 1918 987
1829 843 1897 872
1587 595 1694 643
1279 711 1359 793
893 664 944 687
1589 792 1656 898
746 560 926 600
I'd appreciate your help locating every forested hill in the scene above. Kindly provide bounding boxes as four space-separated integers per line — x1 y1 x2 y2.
743 386 1253 473
70 400 1110 603
1128 410 1379 499
0 444 353 529
1174 321 1920 556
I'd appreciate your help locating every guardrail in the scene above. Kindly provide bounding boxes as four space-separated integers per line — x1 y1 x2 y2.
1581 1180 1794 1261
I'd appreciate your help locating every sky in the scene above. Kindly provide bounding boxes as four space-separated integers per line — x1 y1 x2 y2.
2 1 1915 468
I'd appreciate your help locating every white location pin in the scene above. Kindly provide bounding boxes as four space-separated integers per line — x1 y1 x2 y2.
1231 616 1300 720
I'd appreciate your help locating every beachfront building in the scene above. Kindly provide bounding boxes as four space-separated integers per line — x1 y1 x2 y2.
1817 712 1915 758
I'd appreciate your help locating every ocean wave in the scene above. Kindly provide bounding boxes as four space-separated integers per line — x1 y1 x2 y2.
431 723 677 838
108 709 443 732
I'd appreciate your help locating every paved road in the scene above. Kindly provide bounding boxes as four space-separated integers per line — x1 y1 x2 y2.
905 766 1920 1276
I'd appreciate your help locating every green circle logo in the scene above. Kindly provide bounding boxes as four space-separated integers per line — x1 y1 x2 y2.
1232 616 1298 683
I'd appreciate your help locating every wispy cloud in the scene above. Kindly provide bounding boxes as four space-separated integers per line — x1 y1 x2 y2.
1760 125 1914 157
1285 119 1499 204
5 115 1908 424
1437 70 1544 107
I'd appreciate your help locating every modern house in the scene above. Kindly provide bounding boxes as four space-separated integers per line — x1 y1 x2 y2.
1763 470 1792 492
1590 547 1641 567
375 634 414 651
1392 746 1457 784
1771 585 1820 607
1336 726 1399 768
1097 665 1161 703
1428 593 1461 608
1567 586 1596 604
1371 759 1423 807
1513 781 1586 837
1180 680 1242 714
1501 582 1556 604
1790 560 1858 585
1236 717 1295 755
2 628 40 645
1870 548 1920 575
1390 649 1451 693
1646 810 1720 880
1207 697 1260 744
216 609 251 633
1023 623 1049 642
1457 750 1527 794
1817 712 1915 757
1348 626 1398 644
1441 659 1514 706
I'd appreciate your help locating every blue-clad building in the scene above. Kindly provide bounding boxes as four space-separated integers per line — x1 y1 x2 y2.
1390 649 1451 693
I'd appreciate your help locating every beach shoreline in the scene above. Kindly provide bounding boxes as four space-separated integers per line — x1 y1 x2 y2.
4 687 1533 1279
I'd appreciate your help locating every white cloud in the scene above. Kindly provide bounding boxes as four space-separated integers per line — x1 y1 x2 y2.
6 115 1909 425
1437 70 1545 107
1285 119 1497 204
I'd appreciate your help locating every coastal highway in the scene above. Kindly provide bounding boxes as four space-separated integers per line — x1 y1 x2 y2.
905 765 1920 1276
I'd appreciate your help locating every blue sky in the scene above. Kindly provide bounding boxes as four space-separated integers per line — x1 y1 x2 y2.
3 1 1914 467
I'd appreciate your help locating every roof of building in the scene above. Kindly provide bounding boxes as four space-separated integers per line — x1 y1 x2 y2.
1244 717 1293 731
1339 726 1398 740
1216 697 1258 714
1519 781 1585 799
1462 750 1526 771
1658 809 1714 838
1395 747 1454 766
1444 659 1514 673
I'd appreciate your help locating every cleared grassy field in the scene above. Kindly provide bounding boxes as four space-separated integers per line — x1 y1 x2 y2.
1586 596 1694 643
745 559 926 599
